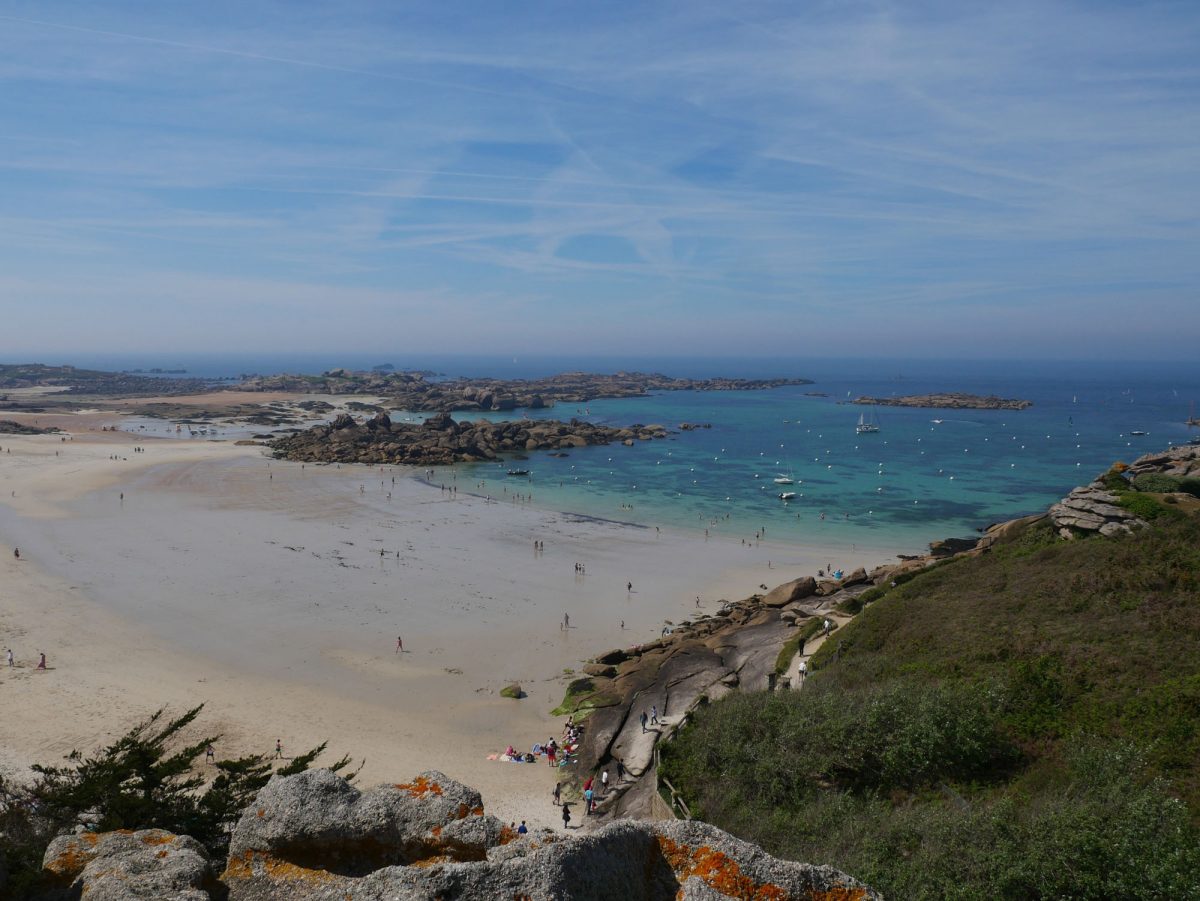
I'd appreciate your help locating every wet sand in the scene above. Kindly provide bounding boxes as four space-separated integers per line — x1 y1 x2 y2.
0 419 901 828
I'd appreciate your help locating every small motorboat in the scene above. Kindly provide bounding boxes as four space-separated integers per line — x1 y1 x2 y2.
1129 430 1147 436
773 475 794 484
778 491 797 500
506 469 531 476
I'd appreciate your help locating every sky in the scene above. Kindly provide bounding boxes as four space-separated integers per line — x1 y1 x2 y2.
0 1 1197 360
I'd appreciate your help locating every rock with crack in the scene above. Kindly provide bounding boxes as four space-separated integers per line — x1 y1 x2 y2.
219 773 878 900
41 828 215 901
224 769 508 885
1048 485 1146 538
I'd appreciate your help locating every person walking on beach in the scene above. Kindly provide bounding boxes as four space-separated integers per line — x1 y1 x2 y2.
627 581 632 592
650 705 659 726
396 635 403 653
600 769 609 794
563 612 570 630
205 744 215 764
561 802 572 829
274 739 283 759
13 548 19 559
37 652 46 670
584 786 594 815
552 782 562 806
6 648 13 668
517 820 528 835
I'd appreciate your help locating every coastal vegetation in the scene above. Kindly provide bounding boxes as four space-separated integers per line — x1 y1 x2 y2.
660 512 1200 898
0 706 355 898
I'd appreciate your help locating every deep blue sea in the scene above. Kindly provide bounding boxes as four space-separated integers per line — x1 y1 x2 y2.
58 354 1200 553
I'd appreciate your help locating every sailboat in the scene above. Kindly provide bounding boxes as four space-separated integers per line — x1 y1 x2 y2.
856 408 880 434
773 474 794 484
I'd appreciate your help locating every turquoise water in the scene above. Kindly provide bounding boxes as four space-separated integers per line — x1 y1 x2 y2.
438 363 1200 552
59 354 1200 552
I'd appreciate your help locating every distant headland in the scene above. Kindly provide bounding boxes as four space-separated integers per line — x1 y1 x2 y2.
236 369 813 411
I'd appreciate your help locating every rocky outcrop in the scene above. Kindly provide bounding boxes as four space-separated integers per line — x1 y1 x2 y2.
1126 444 1200 479
1048 485 1144 538
224 769 509 880
219 771 875 901
42 770 876 900
761 576 817 607
41 829 216 900
269 412 669 466
0 419 62 434
558 577 878 822
851 392 1032 410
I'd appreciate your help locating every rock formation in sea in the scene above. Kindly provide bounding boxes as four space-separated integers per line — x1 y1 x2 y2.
850 392 1032 410
268 411 670 466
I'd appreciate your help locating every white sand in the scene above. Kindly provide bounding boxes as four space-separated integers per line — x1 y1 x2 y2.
0 415 902 827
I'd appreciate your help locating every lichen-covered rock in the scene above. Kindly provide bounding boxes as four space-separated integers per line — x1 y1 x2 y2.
1049 485 1146 536
225 769 507 882
41 828 213 900
220 773 879 900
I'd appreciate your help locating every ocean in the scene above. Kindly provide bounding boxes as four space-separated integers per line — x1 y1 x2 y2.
54 354 1200 554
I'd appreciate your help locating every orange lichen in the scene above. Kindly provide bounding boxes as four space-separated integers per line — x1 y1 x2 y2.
657 836 868 901
410 854 451 869
222 851 338 886
256 808 266 817
139 832 176 846
431 825 443 836
394 776 444 797
44 844 95 877
497 825 518 845
458 803 470 819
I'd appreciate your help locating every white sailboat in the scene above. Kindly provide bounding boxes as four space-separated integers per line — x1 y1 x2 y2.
856 408 880 434
773 474 794 484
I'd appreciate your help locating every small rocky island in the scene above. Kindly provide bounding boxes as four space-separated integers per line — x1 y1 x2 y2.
268 411 669 466
851 392 1032 410
0 419 62 435
240 369 812 412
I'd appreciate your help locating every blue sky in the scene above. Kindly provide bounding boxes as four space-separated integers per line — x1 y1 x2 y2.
1 1 1197 359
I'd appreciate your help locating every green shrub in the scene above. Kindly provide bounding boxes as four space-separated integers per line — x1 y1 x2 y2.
1118 491 1182 521
661 681 1016 807
1132 472 1182 493
0 706 355 899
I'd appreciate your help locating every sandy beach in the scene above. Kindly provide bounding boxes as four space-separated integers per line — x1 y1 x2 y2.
0 411 902 828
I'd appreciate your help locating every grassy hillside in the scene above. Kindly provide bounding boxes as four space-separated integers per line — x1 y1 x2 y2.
660 512 1200 899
